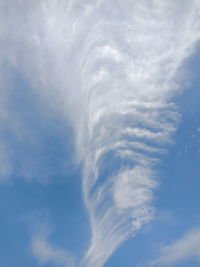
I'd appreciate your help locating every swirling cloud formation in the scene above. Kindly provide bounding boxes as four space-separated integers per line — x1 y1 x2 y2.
0 1 200 266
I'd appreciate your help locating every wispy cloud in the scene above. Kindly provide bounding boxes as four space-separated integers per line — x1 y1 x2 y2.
31 229 76 267
1 1 200 266
150 225 200 266
79 1 200 266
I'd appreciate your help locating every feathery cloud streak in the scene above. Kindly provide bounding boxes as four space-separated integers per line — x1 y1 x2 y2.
78 2 200 266
31 228 76 267
150 225 200 266
0 1 200 266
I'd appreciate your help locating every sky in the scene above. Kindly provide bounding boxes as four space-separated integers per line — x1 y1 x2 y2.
0 1 200 267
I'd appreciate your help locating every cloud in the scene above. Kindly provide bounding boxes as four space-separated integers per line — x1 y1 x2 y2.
31 228 76 267
0 0 200 266
22 210 77 267
79 1 200 266
150 225 200 266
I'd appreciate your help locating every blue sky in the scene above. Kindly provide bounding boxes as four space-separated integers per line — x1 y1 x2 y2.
0 1 200 267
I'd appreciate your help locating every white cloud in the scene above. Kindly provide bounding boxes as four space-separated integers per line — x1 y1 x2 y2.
113 167 156 211
150 225 200 266
0 1 200 266
80 2 200 266
31 230 76 267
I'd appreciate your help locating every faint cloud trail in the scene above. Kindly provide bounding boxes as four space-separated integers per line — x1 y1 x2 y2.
32 230 76 267
150 225 200 266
